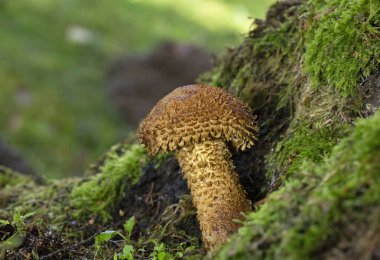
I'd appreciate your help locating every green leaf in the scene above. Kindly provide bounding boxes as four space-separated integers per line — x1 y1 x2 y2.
123 216 135 237
12 211 34 230
95 230 117 247
184 245 195 253
154 243 164 253
175 252 184 258
120 244 134 260
158 251 173 260
0 220 10 226
0 231 26 250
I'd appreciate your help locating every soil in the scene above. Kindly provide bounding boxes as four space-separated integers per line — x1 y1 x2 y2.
358 72 380 117
119 156 200 239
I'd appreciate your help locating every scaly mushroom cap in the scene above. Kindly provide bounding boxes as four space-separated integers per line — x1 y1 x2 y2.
138 84 258 155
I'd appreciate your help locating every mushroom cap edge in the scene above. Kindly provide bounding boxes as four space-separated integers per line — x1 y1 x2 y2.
138 84 259 155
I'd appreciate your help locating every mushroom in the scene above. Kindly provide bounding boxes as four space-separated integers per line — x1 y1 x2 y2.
138 84 258 250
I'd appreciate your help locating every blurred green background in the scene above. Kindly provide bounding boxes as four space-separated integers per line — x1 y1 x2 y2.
0 0 275 179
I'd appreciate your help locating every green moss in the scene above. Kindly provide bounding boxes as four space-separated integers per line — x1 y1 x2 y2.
238 16 303 108
70 143 147 222
9 179 77 216
215 111 380 259
269 122 350 176
0 176 82 240
304 0 380 95
262 0 375 180
200 4 306 144
0 166 33 188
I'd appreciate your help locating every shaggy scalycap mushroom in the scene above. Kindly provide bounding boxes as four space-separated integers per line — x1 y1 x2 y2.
138 84 258 250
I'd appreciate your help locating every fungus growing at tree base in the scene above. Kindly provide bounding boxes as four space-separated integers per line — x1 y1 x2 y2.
138 84 258 250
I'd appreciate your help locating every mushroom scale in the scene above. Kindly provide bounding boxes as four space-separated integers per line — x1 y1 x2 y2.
138 84 258 250
176 139 252 249
138 84 258 154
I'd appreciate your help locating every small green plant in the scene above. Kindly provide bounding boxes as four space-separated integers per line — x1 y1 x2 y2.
0 212 34 252
150 241 173 260
95 216 136 260
148 238 195 260
94 215 197 259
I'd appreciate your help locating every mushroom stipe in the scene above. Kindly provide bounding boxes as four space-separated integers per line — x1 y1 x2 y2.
138 84 258 250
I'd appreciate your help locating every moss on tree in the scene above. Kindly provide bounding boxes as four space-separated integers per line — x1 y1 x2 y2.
305 0 380 95
215 110 380 259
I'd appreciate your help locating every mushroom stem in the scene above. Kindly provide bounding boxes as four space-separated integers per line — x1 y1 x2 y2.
175 139 252 249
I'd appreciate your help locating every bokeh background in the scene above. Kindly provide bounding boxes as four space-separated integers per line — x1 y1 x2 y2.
0 0 275 179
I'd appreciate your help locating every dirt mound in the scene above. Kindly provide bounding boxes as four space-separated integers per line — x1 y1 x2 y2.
0 138 41 182
106 41 213 125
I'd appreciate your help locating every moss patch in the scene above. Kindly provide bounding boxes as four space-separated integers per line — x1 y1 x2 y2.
0 143 198 258
269 122 349 177
199 1 309 201
70 143 147 222
0 166 33 188
200 1 379 257
304 0 380 95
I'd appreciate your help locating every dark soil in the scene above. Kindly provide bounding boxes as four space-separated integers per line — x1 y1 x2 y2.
119 156 200 239
358 72 380 117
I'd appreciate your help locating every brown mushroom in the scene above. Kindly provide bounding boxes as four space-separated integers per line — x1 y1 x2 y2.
138 84 258 250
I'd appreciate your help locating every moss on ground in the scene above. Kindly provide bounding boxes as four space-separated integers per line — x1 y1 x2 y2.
0 166 33 188
0 142 146 245
0 177 79 227
0 142 203 258
70 143 147 222
215 110 380 259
